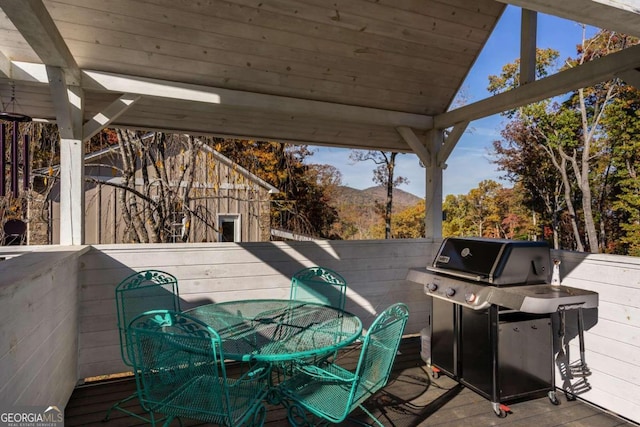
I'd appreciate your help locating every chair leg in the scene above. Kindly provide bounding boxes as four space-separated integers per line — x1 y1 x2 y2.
353 404 386 427
161 415 178 427
102 392 154 423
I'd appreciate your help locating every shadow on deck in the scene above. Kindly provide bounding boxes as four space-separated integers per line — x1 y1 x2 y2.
65 337 636 427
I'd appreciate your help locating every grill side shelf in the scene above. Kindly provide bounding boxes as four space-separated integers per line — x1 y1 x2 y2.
492 285 598 314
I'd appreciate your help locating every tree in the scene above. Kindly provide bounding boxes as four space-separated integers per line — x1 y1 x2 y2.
560 29 633 252
442 181 535 241
349 151 408 239
465 180 521 238
442 193 474 237
493 120 564 246
603 84 640 255
111 130 199 243
212 139 340 239
392 201 425 238
489 32 639 252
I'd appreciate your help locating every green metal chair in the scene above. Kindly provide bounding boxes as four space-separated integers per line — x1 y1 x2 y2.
284 267 349 372
290 266 348 310
103 270 181 423
279 302 409 427
127 310 270 427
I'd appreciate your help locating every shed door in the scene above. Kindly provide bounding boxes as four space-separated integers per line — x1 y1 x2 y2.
218 214 241 242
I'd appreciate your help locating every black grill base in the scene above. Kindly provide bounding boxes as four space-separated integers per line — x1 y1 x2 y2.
431 298 553 408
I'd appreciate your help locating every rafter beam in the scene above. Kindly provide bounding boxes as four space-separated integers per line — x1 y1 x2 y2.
83 94 141 140
617 68 640 90
82 70 434 130
435 43 640 129
438 122 470 165
0 51 10 78
396 127 431 166
0 0 79 84
502 0 640 38
520 9 537 85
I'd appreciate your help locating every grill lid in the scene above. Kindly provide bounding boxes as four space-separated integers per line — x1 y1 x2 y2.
428 237 551 285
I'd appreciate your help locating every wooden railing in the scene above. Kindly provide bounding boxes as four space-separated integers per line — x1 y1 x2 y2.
0 245 89 408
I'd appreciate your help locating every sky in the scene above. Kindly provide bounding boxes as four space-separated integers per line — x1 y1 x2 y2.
305 6 599 199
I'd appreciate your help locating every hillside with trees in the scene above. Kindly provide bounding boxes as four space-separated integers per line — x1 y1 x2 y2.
331 186 424 240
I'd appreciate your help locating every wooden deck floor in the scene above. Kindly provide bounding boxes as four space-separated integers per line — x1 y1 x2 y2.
65 337 636 427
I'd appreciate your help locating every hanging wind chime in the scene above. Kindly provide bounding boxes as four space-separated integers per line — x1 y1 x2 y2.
0 82 32 199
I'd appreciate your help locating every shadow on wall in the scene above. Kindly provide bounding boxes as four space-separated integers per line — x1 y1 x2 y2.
551 308 597 399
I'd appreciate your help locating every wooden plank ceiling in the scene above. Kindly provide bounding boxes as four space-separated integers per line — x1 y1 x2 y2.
1 0 640 151
0 0 504 151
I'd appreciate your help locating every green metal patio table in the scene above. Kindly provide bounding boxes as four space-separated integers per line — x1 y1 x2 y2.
186 299 363 363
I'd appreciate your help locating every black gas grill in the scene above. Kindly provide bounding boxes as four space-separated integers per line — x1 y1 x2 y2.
406 237 598 417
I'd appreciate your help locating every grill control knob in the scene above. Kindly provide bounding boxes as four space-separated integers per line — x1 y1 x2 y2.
465 292 477 303
427 283 438 292
445 287 456 297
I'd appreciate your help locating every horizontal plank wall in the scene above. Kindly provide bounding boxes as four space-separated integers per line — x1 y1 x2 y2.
0 246 89 408
554 249 640 425
77 239 436 378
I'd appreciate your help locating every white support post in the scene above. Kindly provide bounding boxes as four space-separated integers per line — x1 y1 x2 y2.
425 129 444 240
48 66 84 245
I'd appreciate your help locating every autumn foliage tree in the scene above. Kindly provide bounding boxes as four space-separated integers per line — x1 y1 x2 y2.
489 30 640 253
601 78 640 255
391 201 425 238
212 139 339 239
442 180 535 240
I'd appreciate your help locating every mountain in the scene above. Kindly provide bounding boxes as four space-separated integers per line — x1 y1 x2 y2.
334 186 423 213
330 186 423 239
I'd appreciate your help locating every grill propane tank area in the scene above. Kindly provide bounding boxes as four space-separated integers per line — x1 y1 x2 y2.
407 237 598 418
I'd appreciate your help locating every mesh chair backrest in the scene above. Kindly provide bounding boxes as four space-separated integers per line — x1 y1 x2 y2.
115 270 181 366
354 303 409 401
290 266 347 310
127 310 231 421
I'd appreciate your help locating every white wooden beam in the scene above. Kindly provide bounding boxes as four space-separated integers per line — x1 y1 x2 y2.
47 65 85 244
47 66 78 139
520 9 537 85
0 0 80 84
502 0 640 38
425 129 444 240
59 127 86 245
0 51 10 78
83 94 141 141
438 122 470 165
435 43 640 128
617 68 640 91
396 127 431 166
82 70 433 130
